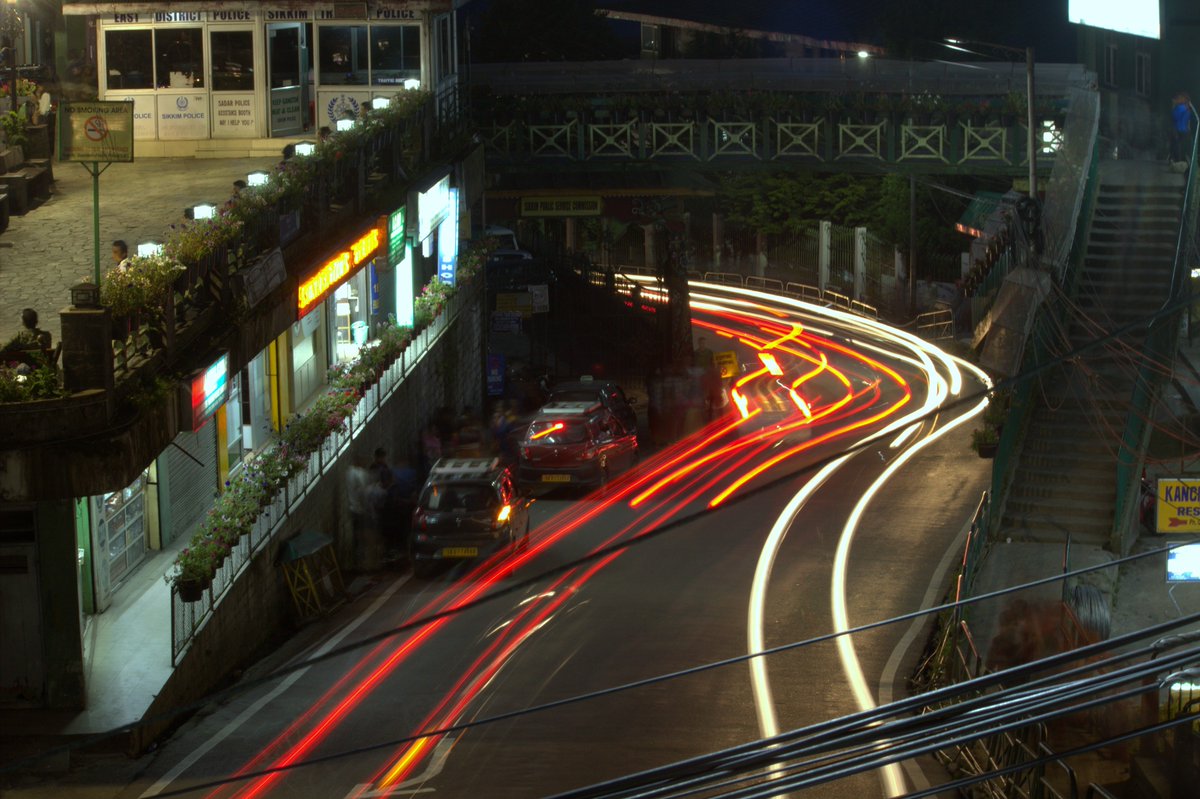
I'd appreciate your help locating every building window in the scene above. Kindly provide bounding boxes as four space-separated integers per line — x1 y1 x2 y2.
329 271 370 364
319 25 368 85
372 25 421 85
641 23 659 53
435 16 452 82
156 27 204 88
105 29 153 90
1103 42 1118 87
1135 51 1151 97
211 29 254 92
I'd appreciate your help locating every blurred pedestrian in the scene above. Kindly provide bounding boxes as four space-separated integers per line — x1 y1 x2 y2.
370 447 390 481
111 240 131 270
419 422 442 476
455 406 484 457
346 458 381 569
1170 92 1193 165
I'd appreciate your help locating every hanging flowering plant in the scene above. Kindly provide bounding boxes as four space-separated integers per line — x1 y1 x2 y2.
328 323 412 393
456 237 500 285
414 277 455 328
100 254 186 317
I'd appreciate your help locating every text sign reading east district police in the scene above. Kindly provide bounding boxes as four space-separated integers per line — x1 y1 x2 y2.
1157 479 1200 533
60 101 135 163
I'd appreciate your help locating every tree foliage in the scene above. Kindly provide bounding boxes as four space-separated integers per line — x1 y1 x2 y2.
473 0 621 62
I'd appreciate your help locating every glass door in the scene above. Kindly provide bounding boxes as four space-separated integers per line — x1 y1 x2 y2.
267 22 309 137
210 26 258 138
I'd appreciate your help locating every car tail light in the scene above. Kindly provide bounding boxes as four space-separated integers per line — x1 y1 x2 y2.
415 511 428 530
493 504 512 530
521 447 531 459
414 533 430 543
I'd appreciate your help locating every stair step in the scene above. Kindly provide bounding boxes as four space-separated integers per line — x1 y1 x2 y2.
997 516 1111 545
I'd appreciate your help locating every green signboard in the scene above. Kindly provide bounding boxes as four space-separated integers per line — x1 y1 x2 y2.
58 101 135 163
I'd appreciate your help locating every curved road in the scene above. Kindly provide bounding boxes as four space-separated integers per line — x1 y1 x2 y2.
130 283 992 799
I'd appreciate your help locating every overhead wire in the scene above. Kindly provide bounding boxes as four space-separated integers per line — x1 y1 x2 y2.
8 282 1200 784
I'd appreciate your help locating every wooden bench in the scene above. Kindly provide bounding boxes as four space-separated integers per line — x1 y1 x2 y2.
0 146 51 215
0 343 60 370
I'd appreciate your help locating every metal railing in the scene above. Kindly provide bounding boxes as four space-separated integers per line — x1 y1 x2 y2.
170 284 475 664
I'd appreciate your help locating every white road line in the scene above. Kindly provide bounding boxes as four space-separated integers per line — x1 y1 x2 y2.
139 573 412 798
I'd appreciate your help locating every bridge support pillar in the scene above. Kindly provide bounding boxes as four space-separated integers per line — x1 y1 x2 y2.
818 220 832 292
854 226 867 300
712 212 724 269
565 217 577 252
642 223 657 270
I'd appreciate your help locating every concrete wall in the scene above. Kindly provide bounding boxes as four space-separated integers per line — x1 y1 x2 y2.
136 285 483 749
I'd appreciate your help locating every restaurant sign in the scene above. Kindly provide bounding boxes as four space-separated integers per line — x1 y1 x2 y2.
1157 478 1200 533
298 226 382 317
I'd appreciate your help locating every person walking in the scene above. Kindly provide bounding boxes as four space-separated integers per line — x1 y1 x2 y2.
112 240 131 270
1170 92 1193 165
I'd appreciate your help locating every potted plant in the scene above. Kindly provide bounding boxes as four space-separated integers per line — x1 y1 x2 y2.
971 426 999 458
166 540 219 601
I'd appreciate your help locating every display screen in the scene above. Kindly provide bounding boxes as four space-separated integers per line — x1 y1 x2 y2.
1068 1 1160 39
1167 543 1200 582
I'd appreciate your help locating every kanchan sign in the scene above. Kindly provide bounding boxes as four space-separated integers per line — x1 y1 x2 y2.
298 226 382 316
1157 478 1200 533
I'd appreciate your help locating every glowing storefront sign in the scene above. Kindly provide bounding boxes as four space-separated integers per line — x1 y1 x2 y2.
389 206 414 327
190 352 229 429
298 226 382 317
418 175 452 243
437 188 459 287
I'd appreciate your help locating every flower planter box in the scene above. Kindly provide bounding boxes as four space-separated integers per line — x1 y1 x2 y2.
177 576 210 603
976 443 997 459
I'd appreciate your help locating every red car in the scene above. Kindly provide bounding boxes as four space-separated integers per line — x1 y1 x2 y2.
518 401 638 489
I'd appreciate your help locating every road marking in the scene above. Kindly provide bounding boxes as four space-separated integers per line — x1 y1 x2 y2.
346 736 456 797
139 573 411 798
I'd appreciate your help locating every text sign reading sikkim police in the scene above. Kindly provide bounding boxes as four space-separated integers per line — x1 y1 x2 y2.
59 101 135 162
1157 479 1200 533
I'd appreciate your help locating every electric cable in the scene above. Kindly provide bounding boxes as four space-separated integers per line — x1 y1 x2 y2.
7 282 1199 781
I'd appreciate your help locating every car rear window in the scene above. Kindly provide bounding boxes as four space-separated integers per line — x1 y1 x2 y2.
420 482 498 512
549 390 597 403
526 419 588 444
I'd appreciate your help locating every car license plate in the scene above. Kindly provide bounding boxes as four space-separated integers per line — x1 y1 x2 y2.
441 547 478 558
542 474 571 482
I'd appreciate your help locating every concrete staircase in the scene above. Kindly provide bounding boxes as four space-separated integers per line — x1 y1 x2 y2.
999 160 1184 547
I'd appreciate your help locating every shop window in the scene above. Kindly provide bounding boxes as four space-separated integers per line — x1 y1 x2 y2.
1135 52 1151 97
435 16 452 81
371 25 421 85
105 29 154 90
156 27 204 88
95 472 148 585
211 29 254 91
320 25 368 85
330 273 370 364
1103 42 1118 88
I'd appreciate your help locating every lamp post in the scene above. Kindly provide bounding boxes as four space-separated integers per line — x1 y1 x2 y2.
1 0 21 115
944 39 1037 199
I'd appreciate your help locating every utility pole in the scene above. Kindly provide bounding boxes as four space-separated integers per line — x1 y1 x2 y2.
1027 46 1037 200
908 174 917 313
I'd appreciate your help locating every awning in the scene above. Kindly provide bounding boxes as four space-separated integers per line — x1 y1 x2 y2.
955 191 1005 238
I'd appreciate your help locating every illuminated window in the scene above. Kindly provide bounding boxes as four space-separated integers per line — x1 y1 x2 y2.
320 25 368 85
156 27 204 89
211 29 254 91
371 25 421 85
105 29 154 90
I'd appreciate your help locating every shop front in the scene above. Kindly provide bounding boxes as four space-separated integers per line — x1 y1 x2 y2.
82 468 154 612
78 2 435 145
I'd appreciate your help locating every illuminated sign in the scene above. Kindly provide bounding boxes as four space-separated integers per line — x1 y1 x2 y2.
714 351 739 379
1157 479 1200 533
418 175 452 243
1168 543 1200 582
389 207 414 327
520 195 603 217
190 353 229 429
437 188 459 286
297 226 382 316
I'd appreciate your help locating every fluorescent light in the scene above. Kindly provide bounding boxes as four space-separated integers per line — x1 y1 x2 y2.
192 203 217 220
247 170 269 187
336 118 355 132
137 242 163 257
372 96 391 110
403 78 421 91
294 141 316 156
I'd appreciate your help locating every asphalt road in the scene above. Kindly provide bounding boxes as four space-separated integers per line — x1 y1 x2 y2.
123 285 991 799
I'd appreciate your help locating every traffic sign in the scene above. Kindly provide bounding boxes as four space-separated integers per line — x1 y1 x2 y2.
59 101 134 162
714 350 739 379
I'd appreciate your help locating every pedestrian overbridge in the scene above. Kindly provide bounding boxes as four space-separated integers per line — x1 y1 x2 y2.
469 58 1096 176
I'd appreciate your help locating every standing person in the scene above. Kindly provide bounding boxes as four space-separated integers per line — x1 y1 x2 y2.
112 240 131 270
455 406 484 457
419 423 442 477
370 447 390 481
1171 92 1193 165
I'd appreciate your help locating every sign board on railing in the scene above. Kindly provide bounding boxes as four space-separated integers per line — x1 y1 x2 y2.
1157 479 1200 533
234 248 287 310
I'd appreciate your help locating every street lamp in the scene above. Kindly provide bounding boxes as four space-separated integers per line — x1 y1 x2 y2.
943 38 1037 200
247 170 269 187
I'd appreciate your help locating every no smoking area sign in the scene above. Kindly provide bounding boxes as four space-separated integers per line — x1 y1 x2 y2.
59 101 134 162
84 116 109 142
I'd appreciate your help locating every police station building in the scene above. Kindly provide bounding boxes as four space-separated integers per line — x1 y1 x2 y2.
64 1 456 155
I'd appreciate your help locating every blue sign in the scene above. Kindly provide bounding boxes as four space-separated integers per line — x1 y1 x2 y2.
437 188 459 286
486 353 506 397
